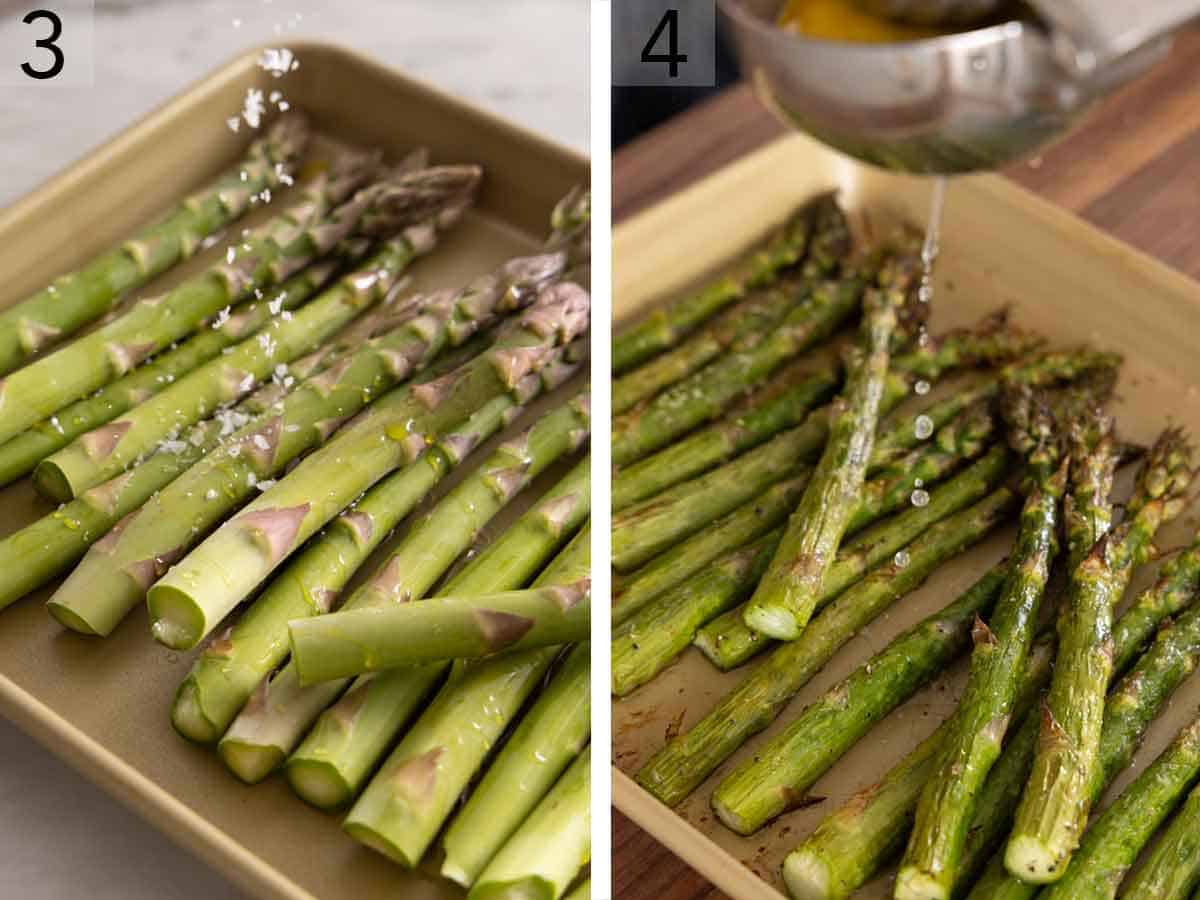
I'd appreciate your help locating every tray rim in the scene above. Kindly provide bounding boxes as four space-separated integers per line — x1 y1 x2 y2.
611 130 1200 900
0 40 586 900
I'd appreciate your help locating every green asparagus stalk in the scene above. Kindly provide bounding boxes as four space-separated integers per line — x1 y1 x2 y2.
611 372 1004 574
146 297 589 651
447 455 590 595
895 387 1066 900
564 879 590 900
464 746 592 900
613 278 804 416
695 445 1010 670
32 225 442 502
1113 534 1200 674
170 385 518 743
45 251 578 639
614 401 995 626
741 282 922 640
611 196 850 414
1006 427 1194 884
713 565 1007 835
1122 780 1200 900
612 200 828 373
0 153 467 446
612 313 1052 510
966 586 1200 900
442 642 591 888
0 374 293 615
0 115 309 375
781 639 1057 900
290 579 590 681
0 244 360 488
612 272 864 467
275 396 590 801
612 532 776 697
340 652 563 863
788 529 1200 900
614 270 878 472
286 528 589 811
635 485 1018 808
1038 714 1200 900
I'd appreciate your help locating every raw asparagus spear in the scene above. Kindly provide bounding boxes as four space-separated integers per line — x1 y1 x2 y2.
0 115 308 375
170 385 517 743
612 196 849 413
1038 714 1200 900
274 395 590 799
0 153 466 446
339 538 590 865
290 579 590 681
612 270 864 466
635 485 1018 807
611 372 1001 574
966 589 1200 900
612 201 826 373
1122 780 1200 900
613 405 997 636
695 446 1009 670
288 528 592 811
33 224 442 502
46 255 578 639
1 373 297 615
788 530 1200 900
782 639 1057 900
0 246 358 489
713 565 1007 834
442 642 591 887
896 386 1067 900
447 455 590 594
146 293 589 651
612 313 1052 509
226 392 589 786
1007 427 1194 884
742 281 922 640
464 746 592 900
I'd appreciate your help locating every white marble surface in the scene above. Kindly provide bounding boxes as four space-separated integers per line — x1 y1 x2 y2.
0 2 588 898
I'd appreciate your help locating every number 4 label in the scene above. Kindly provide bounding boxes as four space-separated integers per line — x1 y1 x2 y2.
613 1 715 87
641 10 689 78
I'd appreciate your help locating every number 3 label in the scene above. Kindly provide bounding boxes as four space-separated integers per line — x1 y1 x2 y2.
0 2 91 86
21 9 65 80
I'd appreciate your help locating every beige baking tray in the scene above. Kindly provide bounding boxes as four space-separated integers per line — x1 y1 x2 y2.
0 44 588 900
612 134 1200 899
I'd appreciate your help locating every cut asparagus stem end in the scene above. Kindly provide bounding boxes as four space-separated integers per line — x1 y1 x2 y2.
46 553 143 636
711 796 755 836
285 758 354 810
147 585 205 650
894 869 949 900
467 876 548 900
782 851 833 900
218 740 285 785
171 680 222 744
741 603 800 641
1003 834 1062 884
342 822 415 868
45 600 102 636
31 461 73 504
439 860 472 889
